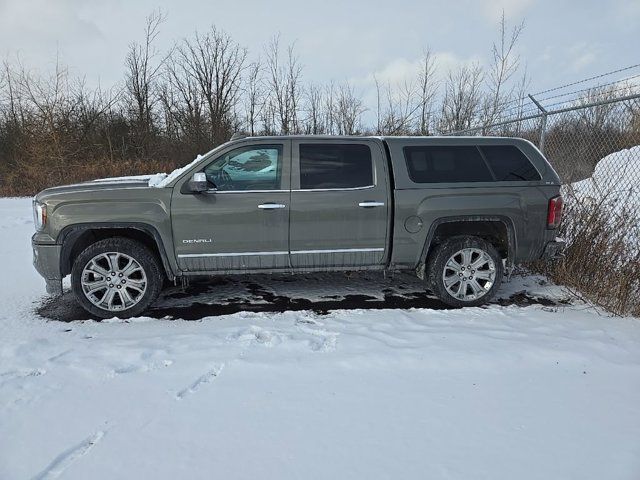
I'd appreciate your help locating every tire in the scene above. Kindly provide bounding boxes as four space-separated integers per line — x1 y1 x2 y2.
71 237 163 319
426 235 503 308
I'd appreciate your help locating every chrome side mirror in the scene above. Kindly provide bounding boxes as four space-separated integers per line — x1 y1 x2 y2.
188 172 209 193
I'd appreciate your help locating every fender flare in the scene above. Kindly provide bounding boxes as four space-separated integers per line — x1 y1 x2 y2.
58 222 176 280
418 215 517 268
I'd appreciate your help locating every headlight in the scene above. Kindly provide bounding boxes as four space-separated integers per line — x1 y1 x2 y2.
33 201 47 231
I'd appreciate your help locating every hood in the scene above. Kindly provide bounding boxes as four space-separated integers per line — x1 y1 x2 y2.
35 176 162 202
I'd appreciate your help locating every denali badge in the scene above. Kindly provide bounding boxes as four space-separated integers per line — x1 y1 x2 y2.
183 238 213 244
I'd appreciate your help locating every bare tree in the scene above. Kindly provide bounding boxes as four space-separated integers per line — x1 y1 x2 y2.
160 49 206 148
418 48 438 135
265 35 303 134
176 27 247 145
576 85 620 131
439 63 484 132
244 59 263 136
304 83 325 134
323 82 337 135
1 59 21 128
483 12 524 126
333 83 365 135
125 9 166 153
375 78 418 135
511 66 530 135
373 75 382 134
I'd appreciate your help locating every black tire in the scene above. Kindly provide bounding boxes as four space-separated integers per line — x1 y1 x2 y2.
71 237 163 319
426 235 503 308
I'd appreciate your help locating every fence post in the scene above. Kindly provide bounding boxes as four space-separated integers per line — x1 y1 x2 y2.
528 94 548 154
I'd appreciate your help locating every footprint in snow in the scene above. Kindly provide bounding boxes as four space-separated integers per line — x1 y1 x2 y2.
0 368 46 387
297 325 339 352
228 325 282 347
175 364 224 400
30 430 105 480
110 359 174 376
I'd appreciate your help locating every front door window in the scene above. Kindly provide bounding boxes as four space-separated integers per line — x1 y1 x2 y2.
204 145 282 191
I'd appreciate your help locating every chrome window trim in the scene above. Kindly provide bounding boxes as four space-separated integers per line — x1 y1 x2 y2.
213 189 289 194
292 185 375 192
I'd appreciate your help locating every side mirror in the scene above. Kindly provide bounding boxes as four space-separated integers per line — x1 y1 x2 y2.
188 172 210 193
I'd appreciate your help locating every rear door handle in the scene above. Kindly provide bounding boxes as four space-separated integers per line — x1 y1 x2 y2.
258 203 286 210
358 201 385 208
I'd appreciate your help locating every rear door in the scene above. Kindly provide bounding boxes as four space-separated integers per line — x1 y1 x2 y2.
289 139 390 269
171 140 291 272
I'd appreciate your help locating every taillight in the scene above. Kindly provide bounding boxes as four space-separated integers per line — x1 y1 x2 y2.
547 195 563 229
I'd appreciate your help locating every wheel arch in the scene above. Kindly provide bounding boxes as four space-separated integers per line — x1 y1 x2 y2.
419 216 517 271
59 223 175 280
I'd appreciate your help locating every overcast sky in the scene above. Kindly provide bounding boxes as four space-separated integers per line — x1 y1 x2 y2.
1 0 639 107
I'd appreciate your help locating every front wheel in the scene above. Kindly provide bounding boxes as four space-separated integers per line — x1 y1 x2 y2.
71 237 163 318
426 235 503 308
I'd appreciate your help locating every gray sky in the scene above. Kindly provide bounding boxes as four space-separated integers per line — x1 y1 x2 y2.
1 0 639 107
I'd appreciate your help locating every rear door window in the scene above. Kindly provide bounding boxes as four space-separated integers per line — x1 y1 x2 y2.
403 146 493 183
299 144 373 189
480 145 541 181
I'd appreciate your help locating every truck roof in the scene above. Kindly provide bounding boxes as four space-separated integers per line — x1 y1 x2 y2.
230 134 530 143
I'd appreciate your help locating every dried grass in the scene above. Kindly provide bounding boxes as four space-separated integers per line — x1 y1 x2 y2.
534 194 640 317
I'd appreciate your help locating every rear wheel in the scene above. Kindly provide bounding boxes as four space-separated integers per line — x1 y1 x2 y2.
426 235 503 308
71 237 163 318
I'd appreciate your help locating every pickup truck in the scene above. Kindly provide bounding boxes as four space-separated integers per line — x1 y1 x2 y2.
32 135 565 318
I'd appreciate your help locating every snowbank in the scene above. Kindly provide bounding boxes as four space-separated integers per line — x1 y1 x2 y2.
570 145 640 208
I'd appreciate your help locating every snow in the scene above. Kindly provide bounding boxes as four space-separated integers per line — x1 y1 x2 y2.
2 197 640 479
570 145 640 208
568 145 640 248
148 155 205 188
91 154 206 187
92 175 155 184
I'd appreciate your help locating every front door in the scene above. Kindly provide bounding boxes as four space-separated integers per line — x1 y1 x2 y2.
171 140 291 272
289 139 390 269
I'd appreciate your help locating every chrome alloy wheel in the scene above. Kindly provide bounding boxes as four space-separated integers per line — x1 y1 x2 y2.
80 252 148 311
442 248 496 302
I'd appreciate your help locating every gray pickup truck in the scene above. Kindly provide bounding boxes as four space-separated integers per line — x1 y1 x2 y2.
32 135 564 318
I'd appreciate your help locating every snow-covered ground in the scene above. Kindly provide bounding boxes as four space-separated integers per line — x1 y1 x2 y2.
1 197 640 480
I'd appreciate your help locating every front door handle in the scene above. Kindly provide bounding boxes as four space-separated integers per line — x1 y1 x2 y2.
358 201 385 208
258 203 286 210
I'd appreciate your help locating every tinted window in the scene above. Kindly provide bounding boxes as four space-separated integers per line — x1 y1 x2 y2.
480 145 541 181
204 145 282 191
403 146 493 183
299 144 373 189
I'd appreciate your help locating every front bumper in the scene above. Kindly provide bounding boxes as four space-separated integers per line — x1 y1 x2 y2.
541 237 566 259
32 239 63 296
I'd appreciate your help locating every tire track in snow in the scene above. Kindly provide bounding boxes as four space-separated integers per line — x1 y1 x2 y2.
31 430 105 480
175 364 225 400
